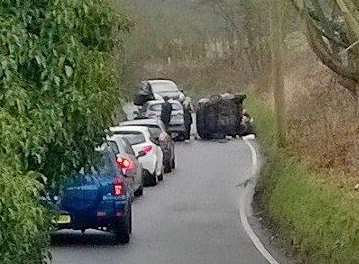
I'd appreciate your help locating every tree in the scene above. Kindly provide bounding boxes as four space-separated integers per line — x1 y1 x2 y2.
0 1 129 263
291 0 359 115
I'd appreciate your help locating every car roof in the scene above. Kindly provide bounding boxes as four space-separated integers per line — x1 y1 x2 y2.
110 125 150 133
120 119 160 126
147 79 176 85
146 99 181 105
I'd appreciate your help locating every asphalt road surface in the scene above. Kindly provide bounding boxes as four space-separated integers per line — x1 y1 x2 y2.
51 139 270 264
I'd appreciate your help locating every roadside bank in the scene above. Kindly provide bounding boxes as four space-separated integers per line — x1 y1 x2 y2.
248 96 359 264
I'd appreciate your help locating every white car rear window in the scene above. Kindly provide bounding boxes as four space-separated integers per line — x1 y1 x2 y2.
112 131 145 145
151 82 178 93
149 103 182 111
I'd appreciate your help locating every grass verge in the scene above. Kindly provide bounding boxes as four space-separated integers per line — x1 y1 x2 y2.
247 95 359 264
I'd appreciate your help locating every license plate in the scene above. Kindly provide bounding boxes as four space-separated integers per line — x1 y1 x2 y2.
54 214 71 224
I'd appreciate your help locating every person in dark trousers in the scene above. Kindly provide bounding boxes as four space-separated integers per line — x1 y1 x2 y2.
161 96 173 131
183 99 193 142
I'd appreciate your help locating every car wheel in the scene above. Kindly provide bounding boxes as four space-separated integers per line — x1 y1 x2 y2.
150 171 158 186
134 185 143 197
164 160 172 173
158 167 164 181
143 170 157 187
114 209 131 244
177 133 185 142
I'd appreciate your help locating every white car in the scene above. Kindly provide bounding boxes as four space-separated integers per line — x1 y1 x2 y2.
147 80 185 103
109 126 164 186
139 99 186 137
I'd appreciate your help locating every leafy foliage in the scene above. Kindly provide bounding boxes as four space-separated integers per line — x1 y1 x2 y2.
0 0 129 262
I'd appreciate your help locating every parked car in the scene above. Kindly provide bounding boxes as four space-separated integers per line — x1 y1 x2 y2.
148 79 185 103
133 79 185 106
107 136 144 197
110 126 164 186
119 119 175 173
49 146 132 244
139 99 186 140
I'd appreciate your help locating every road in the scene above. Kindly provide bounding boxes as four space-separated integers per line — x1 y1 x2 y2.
51 139 269 264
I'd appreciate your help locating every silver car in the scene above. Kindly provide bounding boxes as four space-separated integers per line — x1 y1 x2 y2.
139 100 186 136
148 80 185 103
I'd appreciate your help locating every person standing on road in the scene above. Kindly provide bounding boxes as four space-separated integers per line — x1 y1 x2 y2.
161 96 173 131
183 98 193 142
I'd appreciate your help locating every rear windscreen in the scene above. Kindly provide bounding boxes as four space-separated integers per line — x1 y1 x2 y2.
112 131 145 145
149 104 162 111
149 127 162 139
150 103 182 111
171 103 182 111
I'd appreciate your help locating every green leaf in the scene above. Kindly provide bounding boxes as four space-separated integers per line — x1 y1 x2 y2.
64 65 73 78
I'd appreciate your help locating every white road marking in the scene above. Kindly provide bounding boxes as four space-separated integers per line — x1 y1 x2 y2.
240 137 280 264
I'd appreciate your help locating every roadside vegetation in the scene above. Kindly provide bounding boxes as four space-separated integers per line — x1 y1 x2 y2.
0 1 129 263
249 96 359 263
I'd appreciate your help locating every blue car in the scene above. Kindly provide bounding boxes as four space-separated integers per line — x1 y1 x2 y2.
51 147 132 244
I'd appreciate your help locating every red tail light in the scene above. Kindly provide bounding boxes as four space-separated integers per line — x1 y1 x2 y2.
117 158 131 169
112 177 126 196
143 145 153 155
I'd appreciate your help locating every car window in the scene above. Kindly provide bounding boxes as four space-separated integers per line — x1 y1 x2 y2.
149 103 181 111
107 141 120 155
148 127 162 139
115 138 127 153
149 104 162 111
171 103 182 111
78 151 118 179
97 153 117 177
113 131 146 145
121 137 136 156
151 82 178 93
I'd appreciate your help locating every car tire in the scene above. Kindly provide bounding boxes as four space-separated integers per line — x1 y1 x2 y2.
150 171 158 186
143 170 157 187
177 133 185 142
158 167 164 181
114 208 131 244
134 185 143 197
164 160 172 173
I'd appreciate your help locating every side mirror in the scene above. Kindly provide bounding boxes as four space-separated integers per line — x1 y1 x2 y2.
136 150 146 159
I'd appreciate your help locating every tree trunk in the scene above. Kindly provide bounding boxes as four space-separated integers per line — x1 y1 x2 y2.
271 0 286 146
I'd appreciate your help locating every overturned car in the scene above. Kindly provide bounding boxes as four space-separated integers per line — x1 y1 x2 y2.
196 93 254 140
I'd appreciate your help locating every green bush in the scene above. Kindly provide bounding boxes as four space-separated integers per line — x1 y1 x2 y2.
0 1 129 263
248 95 359 263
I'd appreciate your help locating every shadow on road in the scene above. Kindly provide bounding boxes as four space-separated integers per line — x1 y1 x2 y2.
51 231 119 247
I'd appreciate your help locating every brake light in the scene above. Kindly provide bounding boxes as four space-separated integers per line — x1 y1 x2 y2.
112 177 126 196
116 157 135 175
143 145 153 154
117 158 131 169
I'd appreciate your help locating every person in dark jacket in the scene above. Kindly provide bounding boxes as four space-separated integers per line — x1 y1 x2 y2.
183 100 193 141
161 96 173 130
